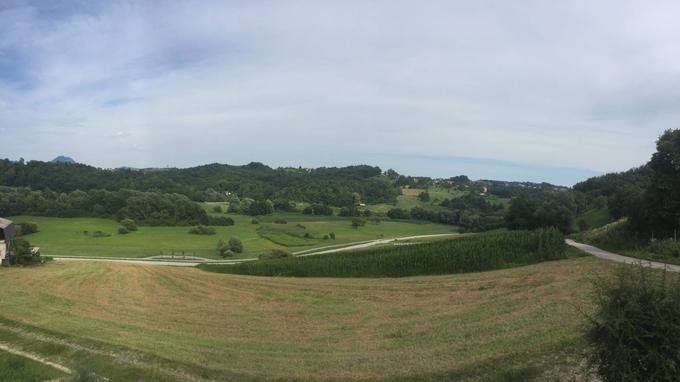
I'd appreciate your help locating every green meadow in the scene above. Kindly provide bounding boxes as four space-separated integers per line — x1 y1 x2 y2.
0 350 65 381
10 213 458 259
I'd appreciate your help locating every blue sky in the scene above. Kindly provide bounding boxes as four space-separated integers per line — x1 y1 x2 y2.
1 1 679 185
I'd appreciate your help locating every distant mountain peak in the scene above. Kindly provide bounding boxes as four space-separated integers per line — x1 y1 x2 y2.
51 156 76 164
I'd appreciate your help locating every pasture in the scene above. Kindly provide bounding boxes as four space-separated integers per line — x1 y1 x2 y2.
10 214 458 259
0 255 608 381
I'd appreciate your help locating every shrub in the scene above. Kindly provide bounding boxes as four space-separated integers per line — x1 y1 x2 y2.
91 231 110 238
17 222 38 236
274 219 287 224
273 199 297 212
329 232 336 240
120 218 138 232
217 240 234 258
9 237 43 265
227 202 240 213
304 232 311 238
118 227 130 234
229 236 243 253
296 223 306 229
259 249 292 260
248 200 274 216
251 218 260 224
212 205 223 213
587 265 680 381
323 235 329 240
351 217 366 228
188 225 216 235
387 208 409 219
648 240 680 259
303 203 333 216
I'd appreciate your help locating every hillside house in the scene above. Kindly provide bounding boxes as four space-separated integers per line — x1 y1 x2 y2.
0 218 16 264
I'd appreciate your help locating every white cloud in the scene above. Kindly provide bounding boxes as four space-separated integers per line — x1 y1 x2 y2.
1 0 680 183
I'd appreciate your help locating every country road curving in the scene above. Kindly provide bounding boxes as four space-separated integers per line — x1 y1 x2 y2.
566 239 680 272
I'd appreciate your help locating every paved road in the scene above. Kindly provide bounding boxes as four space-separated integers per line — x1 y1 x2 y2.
49 233 460 266
566 239 680 272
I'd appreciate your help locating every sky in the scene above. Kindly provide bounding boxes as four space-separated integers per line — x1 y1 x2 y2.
1 1 679 186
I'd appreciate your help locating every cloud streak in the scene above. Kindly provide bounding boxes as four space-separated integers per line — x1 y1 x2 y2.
1 0 680 185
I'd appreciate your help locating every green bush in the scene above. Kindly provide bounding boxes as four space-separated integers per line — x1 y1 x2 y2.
212 205 223 213
648 240 680 259
251 218 260 224
90 231 110 238
351 217 366 228
120 218 138 231
274 219 287 224
118 227 130 235
217 240 234 258
587 265 680 381
9 237 43 265
188 225 216 235
17 222 38 236
229 236 243 253
259 249 292 260
202 229 565 278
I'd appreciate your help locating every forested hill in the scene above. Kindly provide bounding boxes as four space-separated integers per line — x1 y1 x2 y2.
0 159 400 206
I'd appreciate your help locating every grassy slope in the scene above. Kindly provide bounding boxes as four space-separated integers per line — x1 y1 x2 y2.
0 256 608 381
10 214 458 259
0 350 65 381
369 187 474 214
575 208 611 231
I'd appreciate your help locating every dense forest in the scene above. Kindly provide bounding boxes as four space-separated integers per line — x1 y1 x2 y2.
0 160 400 206
0 186 232 226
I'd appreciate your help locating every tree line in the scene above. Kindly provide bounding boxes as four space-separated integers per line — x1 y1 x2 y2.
0 186 225 226
0 160 400 207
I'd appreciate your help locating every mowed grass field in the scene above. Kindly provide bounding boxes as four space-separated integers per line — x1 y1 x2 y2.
0 256 610 381
10 214 459 259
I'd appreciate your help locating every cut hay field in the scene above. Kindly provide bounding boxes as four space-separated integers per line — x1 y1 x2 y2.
0 256 610 381
10 214 458 259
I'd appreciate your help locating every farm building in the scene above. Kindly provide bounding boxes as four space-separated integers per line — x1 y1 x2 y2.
0 218 16 264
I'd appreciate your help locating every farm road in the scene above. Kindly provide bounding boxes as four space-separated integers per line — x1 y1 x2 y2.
49 233 460 266
566 239 680 272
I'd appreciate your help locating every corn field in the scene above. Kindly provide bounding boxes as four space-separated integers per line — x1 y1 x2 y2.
203 228 566 277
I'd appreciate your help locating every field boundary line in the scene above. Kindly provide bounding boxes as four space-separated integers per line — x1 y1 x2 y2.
0 341 72 375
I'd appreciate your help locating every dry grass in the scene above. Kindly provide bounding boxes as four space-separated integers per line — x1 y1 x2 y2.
0 257 612 381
